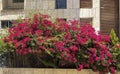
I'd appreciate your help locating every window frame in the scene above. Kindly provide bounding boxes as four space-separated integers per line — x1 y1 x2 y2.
13 0 24 3
1 20 13 28
80 18 93 25
55 0 67 9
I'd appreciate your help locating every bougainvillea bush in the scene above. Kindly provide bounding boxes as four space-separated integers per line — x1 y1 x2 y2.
3 14 120 74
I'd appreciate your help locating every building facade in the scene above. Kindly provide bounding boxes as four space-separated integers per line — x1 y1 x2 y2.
0 0 119 36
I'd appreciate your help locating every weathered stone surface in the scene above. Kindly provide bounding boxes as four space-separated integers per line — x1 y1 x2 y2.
54 69 66 74
78 69 90 74
36 0 43 10
48 0 55 9
63 9 70 18
67 69 77 74
0 68 3 74
34 69 44 74
43 0 49 10
51 10 57 18
57 9 64 18
73 0 80 8
67 0 73 9
44 69 53 74
0 68 120 74
0 0 101 32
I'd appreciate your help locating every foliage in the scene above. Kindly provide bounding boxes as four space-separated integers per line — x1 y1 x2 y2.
110 29 120 71
0 29 13 54
3 13 120 74
110 29 119 45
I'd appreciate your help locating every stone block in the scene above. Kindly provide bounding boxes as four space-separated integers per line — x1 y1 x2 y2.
24 1 31 10
36 0 43 10
30 0 36 10
57 9 64 18
78 69 90 74
54 69 66 74
73 0 80 8
0 68 3 74
63 9 70 18
80 8 92 18
69 9 78 18
45 69 54 74
48 0 55 9
93 0 100 8
39 10 45 14
43 0 49 9
34 69 44 74
51 10 57 18
67 0 73 9
67 69 77 74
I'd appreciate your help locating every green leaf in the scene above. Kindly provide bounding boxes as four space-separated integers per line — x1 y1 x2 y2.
45 49 53 56
39 58 57 68
110 29 119 45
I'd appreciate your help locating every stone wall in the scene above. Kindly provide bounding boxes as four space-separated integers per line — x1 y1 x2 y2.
24 0 80 19
0 0 100 32
24 0 100 31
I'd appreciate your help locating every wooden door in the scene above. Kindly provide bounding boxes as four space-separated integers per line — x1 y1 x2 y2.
100 0 119 35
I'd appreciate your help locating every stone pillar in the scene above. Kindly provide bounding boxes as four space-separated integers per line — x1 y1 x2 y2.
67 0 80 20
92 0 100 32
24 0 26 10
0 0 8 10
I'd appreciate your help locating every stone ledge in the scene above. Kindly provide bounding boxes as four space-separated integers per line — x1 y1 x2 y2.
0 68 119 74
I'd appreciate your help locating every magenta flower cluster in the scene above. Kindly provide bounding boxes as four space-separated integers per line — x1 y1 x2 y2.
4 14 116 74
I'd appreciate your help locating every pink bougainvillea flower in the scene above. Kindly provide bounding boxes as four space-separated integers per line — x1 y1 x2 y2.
89 48 97 54
23 37 30 43
28 49 33 53
69 45 78 52
4 14 116 73
54 41 64 51
35 30 43 36
77 65 83 71
110 67 115 74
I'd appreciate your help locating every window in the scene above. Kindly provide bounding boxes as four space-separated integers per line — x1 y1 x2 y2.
1 21 13 28
63 18 67 21
56 0 67 9
80 0 92 8
13 0 24 3
56 18 66 22
80 18 93 25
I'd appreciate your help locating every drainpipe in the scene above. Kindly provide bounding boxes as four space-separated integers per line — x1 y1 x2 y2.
119 0 120 39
